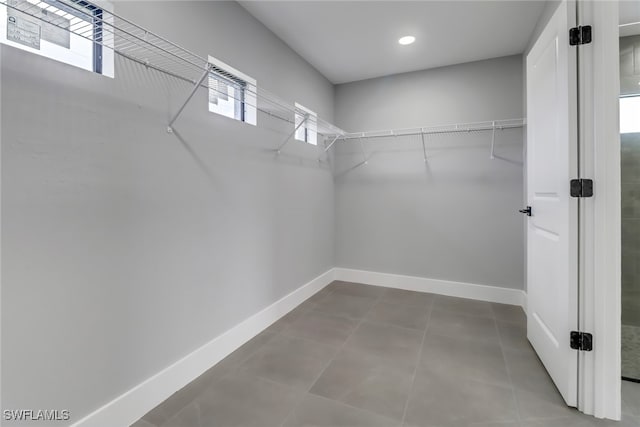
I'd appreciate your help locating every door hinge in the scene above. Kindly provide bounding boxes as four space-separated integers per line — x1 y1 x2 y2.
570 179 593 198
569 25 592 45
519 206 532 216
570 331 593 351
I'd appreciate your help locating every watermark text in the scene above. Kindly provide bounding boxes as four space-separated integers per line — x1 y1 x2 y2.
3 409 70 422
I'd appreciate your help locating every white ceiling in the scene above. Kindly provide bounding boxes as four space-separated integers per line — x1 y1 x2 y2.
239 1 546 84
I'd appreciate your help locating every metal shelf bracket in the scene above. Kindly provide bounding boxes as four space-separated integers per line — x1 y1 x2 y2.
276 114 308 154
489 121 497 159
420 130 428 162
318 135 341 162
167 64 213 133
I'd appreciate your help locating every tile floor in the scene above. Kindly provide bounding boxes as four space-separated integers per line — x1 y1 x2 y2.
132 281 640 427
623 325 640 380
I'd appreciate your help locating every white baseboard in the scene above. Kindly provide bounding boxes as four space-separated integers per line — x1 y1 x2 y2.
71 269 335 427
334 268 527 309
71 267 527 427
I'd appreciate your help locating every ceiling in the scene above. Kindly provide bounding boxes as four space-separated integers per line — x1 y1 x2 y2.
239 1 546 84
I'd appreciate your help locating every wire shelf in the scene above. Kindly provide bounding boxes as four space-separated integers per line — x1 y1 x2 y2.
2 0 522 157
1 0 346 138
332 118 526 141
327 118 526 163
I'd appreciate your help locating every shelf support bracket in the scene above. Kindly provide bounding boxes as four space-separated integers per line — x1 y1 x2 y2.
277 114 308 154
359 137 368 165
167 64 213 133
318 135 341 162
489 121 496 159
420 130 428 162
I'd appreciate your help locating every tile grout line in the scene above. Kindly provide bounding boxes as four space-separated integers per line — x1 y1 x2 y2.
430 304 498 320
142 286 536 427
357 318 427 333
270 325 350 350
205 287 336 427
140 329 284 427
289 392 400 426
162 328 305 427
491 303 524 426
304 288 384 394
278 285 384 427
399 297 436 427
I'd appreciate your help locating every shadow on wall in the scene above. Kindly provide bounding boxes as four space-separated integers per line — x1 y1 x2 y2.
113 55 333 180
333 129 524 181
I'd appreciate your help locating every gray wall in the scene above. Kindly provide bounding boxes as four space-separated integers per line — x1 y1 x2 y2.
333 55 525 289
1 1 334 425
621 35 640 95
620 35 640 328
621 133 640 328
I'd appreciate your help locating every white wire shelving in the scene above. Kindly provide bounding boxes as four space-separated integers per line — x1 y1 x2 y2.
330 118 525 140
323 118 526 162
1 0 346 151
3 0 525 163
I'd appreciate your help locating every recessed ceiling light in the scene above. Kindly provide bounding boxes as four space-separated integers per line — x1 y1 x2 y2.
398 36 416 46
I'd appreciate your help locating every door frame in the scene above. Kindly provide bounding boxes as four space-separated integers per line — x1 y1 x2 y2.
576 0 621 420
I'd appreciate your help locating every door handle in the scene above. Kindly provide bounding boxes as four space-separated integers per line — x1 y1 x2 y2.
519 206 532 216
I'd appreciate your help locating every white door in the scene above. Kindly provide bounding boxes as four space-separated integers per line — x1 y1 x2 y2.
525 0 579 406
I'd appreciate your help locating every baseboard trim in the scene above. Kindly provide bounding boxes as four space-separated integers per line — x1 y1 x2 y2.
71 269 335 427
71 267 526 427
334 268 527 309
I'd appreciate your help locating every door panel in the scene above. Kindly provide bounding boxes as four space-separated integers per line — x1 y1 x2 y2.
526 0 578 406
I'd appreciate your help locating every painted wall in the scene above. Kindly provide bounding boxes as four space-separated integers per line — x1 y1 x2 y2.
621 35 640 95
333 55 525 290
620 35 640 329
621 133 640 328
1 1 334 425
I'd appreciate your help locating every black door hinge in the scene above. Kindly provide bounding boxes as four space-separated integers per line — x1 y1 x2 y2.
570 331 593 351
569 25 592 45
570 179 593 198
519 206 532 216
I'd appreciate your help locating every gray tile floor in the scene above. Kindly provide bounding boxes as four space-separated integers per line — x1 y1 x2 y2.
623 325 640 380
132 281 640 427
